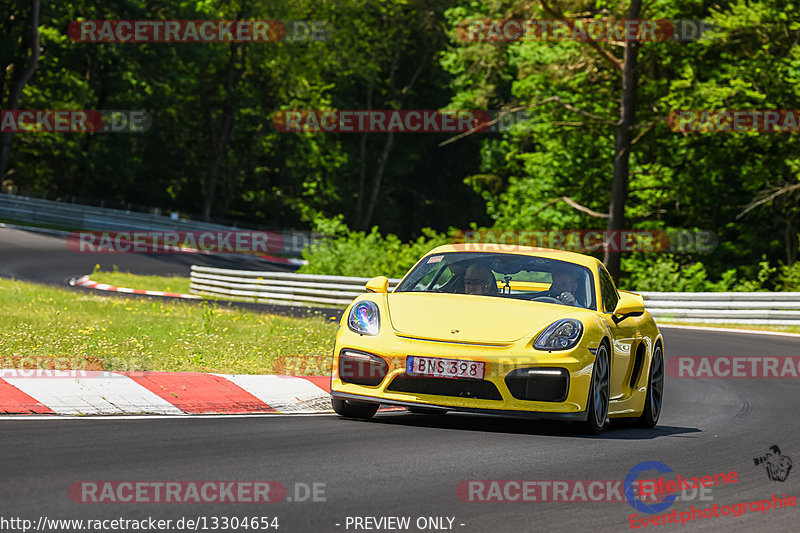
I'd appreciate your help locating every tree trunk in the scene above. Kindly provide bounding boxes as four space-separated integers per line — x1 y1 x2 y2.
604 0 641 282
362 131 395 229
0 0 41 182
784 212 797 265
199 46 242 221
354 82 373 229
357 47 428 230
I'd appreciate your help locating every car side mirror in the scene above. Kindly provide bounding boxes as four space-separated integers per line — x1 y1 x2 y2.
365 276 389 294
613 291 645 318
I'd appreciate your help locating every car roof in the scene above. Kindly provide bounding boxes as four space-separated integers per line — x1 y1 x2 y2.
426 243 601 270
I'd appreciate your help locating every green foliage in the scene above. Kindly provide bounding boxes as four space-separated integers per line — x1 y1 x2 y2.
4 0 800 291
4 0 487 237
779 262 800 291
623 254 714 292
622 253 780 292
442 0 800 289
298 215 450 278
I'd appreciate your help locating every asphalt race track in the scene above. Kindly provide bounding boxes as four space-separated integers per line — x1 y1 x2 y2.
0 227 289 285
1 227 799 532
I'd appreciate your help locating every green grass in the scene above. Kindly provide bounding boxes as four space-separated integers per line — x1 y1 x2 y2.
87 268 345 309
660 321 800 334
90 268 193 294
0 277 339 375
0 217 79 233
86 271 800 337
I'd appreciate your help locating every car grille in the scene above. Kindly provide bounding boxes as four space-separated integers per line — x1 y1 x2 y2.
386 376 503 401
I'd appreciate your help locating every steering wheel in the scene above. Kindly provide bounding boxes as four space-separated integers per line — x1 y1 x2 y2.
532 296 560 304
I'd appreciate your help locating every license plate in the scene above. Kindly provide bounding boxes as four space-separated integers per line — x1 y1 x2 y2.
406 356 485 379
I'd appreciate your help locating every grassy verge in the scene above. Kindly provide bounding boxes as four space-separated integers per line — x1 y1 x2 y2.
86 268 344 309
0 277 339 375
659 321 800 334
0 217 78 233
86 271 800 336
90 268 193 295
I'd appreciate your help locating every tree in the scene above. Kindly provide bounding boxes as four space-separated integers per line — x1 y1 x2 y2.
442 0 800 285
604 0 641 280
0 0 41 183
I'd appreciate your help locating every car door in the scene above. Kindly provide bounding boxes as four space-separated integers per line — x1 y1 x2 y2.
597 266 639 401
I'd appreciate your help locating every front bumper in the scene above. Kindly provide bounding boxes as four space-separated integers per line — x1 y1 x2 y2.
331 391 588 421
330 330 598 421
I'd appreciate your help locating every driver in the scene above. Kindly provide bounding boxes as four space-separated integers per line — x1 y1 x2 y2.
464 263 498 296
547 269 580 306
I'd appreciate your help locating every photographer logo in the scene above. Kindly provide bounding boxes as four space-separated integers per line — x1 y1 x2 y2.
754 446 792 482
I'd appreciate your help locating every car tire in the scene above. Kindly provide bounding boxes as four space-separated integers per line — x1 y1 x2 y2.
583 342 610 435
636 343 664 428
331 398 379 419
406 407 446 415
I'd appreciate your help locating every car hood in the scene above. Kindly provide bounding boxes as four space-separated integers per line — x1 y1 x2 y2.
387 292 574 344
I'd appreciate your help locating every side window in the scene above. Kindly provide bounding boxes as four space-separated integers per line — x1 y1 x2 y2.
430 267 455 290
411 267 439 290
599 267 620 313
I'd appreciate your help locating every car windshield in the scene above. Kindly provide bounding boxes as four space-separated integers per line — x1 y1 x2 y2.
394 252 596 310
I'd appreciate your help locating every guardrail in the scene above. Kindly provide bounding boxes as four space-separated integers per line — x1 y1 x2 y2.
190 266 800 324
190 266 402 307
638 291 800 325
0 193 315 255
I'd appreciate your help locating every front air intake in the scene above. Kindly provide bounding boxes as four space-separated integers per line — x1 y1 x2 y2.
387 376 502 401
505 368 569 402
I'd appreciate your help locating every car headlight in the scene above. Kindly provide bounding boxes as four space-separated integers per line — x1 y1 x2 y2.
348 301 380 335
533 319 583 351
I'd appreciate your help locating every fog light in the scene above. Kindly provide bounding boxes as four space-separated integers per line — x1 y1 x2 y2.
338 349 389 386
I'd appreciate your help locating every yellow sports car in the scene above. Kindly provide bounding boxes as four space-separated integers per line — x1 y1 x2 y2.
329 244 664 433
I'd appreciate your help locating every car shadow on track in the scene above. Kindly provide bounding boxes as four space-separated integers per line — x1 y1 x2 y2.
359 412 700 440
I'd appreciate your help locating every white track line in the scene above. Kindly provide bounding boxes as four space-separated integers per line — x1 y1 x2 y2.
659 324 800 338
0 413 340 420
